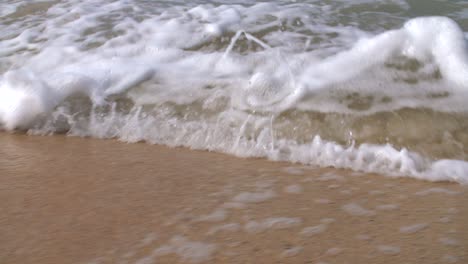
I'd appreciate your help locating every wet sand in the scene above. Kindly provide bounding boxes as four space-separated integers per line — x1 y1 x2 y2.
0 133 466 264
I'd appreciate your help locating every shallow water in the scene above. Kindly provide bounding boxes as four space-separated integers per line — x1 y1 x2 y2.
1 0 468 182
0 134 466 264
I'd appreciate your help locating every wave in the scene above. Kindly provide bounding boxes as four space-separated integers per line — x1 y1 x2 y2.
1 1 467 183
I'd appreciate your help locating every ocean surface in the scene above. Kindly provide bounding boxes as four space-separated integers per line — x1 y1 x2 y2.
0 0 467 183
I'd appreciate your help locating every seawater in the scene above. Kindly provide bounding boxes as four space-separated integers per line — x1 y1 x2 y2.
1 0 468 183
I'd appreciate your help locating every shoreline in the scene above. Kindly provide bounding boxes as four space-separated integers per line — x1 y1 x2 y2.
0 133 466 264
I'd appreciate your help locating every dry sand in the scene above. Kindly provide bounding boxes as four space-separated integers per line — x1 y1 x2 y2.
0 133 466 264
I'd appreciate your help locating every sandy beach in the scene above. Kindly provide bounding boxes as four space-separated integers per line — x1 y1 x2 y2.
0 133 466 264
1 0 468 263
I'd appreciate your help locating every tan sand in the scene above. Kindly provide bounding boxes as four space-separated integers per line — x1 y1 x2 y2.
0 133 466 264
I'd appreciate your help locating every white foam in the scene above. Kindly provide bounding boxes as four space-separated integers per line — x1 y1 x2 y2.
280 246 303 258
441 255 459 263
314 198 332 204
318 173 345 182
377 245 401 255
369 190 386 195
439 237 460 247
415 188 460 196
207 223 241 235
399 223 428 234
376 204 400 211
143 236 216 264
355 234 372 241
320 218 336 224
282 167 305 175
325 247 343 256
244 217 302 233
222 202 247 209
438 216 452 223
339 189 352 195
284 184 303 194
197 209 228 222
296 17 468 113
300 224 327 237
232 190 276 203
140 232 158 246
341 203 376 216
